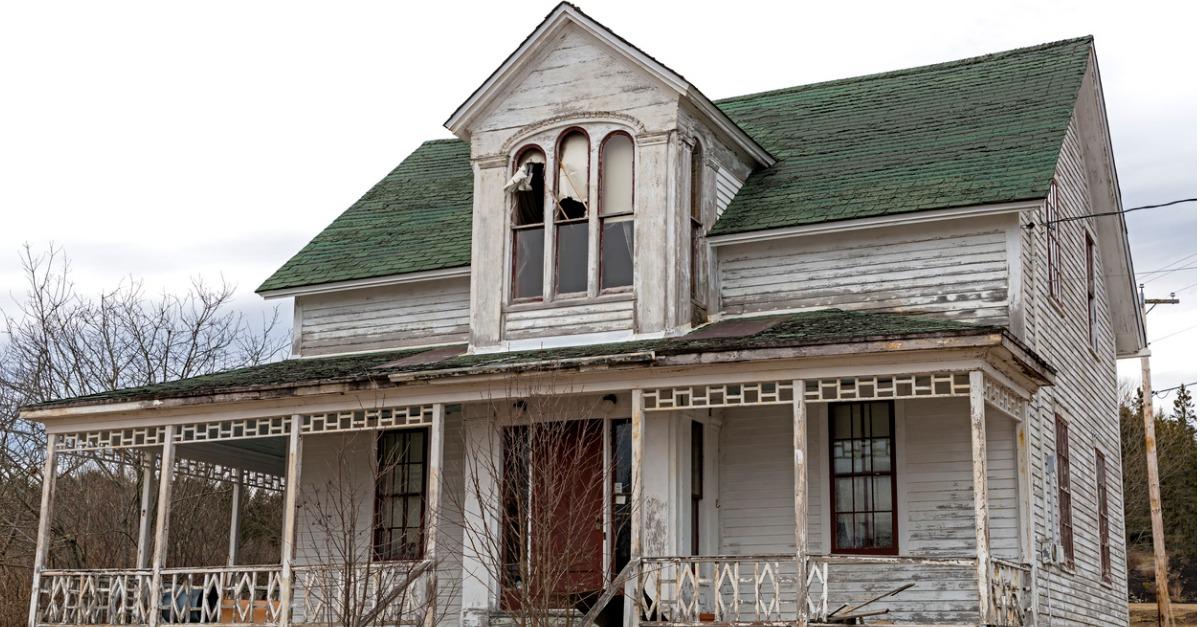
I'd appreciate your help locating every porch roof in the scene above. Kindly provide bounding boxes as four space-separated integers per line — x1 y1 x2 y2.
23 309 1050 413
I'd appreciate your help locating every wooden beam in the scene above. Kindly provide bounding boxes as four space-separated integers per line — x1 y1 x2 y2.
136 450 156 569
968 371 991 625
424 403 445 627
627 388 645 627
792 380 808 625
149 424 177 627
27 435 58 627
278 416 303 627
227 471 242 567
1141 355 1175 626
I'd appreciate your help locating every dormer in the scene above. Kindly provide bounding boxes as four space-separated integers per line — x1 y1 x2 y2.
446 3 772 351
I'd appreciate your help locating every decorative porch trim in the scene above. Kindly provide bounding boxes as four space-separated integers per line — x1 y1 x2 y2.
641 372 974 411
62 447 287 492
983 374 1028 420
53 404 436 453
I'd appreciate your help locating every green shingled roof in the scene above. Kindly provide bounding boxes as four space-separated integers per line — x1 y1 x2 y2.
28 310 994 410
257 37 1092 292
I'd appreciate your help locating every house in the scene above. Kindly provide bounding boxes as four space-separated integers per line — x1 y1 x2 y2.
22 3 1145 626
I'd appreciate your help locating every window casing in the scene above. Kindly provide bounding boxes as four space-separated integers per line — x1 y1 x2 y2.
1046 179 1063 303
829 401 897 554
689 140 705 304
374 429 428 562
1095 448 1111 582
1086 233 1098 351
511 147 546 301
1055 415 1074 564
509 127 635 302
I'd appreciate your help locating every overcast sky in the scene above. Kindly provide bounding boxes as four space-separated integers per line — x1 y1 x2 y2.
1 1 1195 408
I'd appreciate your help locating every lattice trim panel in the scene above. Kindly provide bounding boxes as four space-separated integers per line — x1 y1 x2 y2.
984 376 1027 419
61 448 287 491
643 373 971 411
54 404 436 453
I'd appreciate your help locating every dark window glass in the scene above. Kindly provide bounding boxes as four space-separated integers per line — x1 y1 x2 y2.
556 221 589 294
601 220 634 289
513 228 544 299
1086 235 1097 350
500 426 530 595
611 419 633 575
1056 415 1074 564
374 429 428 561
829 402 896 554
691 421 703 555
689 142 704 302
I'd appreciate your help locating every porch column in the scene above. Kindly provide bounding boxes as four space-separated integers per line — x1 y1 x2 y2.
227 471 242 567
136 450 156 569
26 435 58 627
278 415 303 627
791 380 808 624
968 371 991 624
424 404 446 627
625 388 645 627
460 414 500 627
149 425 178 627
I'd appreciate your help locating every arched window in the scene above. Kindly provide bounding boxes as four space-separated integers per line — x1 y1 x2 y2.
511 146 546 300
689 140 705 302
554 130 590 295
600 132 634 290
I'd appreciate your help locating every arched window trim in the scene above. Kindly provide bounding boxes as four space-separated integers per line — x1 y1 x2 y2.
510 144 547 302
599 130 635 292
552 128 592 296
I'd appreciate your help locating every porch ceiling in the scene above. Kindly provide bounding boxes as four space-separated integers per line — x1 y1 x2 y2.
23 309 1053 417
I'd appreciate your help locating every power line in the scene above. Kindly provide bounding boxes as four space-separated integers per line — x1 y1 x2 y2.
1140 266 1196 278
1148 324 1197 345
1024 197 1197 230
1152 381 1196 398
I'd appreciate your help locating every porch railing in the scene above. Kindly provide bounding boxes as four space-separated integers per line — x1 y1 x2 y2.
33 562 431 626
636 554 1030 626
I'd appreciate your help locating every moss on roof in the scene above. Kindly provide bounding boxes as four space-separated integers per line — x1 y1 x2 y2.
256 37 1092 292
27 310 994 410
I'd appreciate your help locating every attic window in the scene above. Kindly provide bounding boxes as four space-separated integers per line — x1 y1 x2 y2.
555 130 590 295
600 132 634 290
511 147 546 300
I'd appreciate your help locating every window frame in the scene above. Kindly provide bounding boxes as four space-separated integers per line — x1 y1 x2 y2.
1086 232 1098 352
1046 179 1063 304
1095 447 1111 583
1055 415 1075 565
510 145 548 303
598 130 636 293
828 401 899 556
372 428 430 563
552 127 592 298
689 139 706 306
690 420 704 556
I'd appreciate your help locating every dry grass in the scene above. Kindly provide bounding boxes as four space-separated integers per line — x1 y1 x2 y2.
1130 602 1198 626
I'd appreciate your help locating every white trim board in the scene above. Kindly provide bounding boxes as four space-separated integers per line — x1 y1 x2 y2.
258 266 471 300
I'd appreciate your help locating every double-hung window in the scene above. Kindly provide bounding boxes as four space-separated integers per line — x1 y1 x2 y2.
554 130 590 296
1086 234 1098 350
830 401 897 554
1055 415 1074 565
600 132 635 290
1095 448 1111 582
374 429 428 562
511 148 547 301
1046 179 1063 302
689 141 705 304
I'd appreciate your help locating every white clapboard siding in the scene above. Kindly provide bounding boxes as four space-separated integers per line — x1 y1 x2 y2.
298 278 471 356
503 298 635 340
717 220 1011 324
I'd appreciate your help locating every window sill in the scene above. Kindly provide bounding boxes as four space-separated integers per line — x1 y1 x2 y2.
505 291 634 313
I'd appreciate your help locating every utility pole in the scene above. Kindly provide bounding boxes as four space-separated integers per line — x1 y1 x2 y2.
1141 289 1178 627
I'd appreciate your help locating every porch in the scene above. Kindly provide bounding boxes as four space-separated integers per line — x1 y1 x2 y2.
29 368 1038 627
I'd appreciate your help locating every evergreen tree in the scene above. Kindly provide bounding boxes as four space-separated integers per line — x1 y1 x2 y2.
1171 384 1195 425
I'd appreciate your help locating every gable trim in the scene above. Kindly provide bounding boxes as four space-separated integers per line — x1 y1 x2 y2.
443 2 774 167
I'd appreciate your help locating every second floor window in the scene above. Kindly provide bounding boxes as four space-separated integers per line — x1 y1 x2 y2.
510 129 635 301
1046 179 1062 302
1095 448 1111 582
1086 234 1098 350
689 141 704 303
1055 415 1074 564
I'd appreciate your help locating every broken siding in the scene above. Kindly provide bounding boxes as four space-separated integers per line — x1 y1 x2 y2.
1021 108 1126 625
717 218 1011 324
502 298 634 340
297 278 471 356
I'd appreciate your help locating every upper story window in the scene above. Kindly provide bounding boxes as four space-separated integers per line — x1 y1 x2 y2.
508 127 635 302
1086 233 1098 350
689 140 705 303
511 147 546 301
1095 448 1111 582
1055 414 1075 565
1046 179 1063 302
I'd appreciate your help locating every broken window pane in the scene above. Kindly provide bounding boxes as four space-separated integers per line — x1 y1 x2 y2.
601 133 633 216
601 219 633 289
556 221 588 294
556 131 590 213
513 227 544 299
512 149 545 226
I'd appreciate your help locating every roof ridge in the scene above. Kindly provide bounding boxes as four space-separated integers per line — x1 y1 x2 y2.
714 35 1094 105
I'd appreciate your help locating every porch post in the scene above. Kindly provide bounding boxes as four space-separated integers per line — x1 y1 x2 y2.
136 450 156 569
791 381 808 625
626 388 645 627
149 425 178 627
459 414 500 627
968 371 991 624
278 415 303 627
227 471 242 567
424 403 446 627
26 434 58 627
